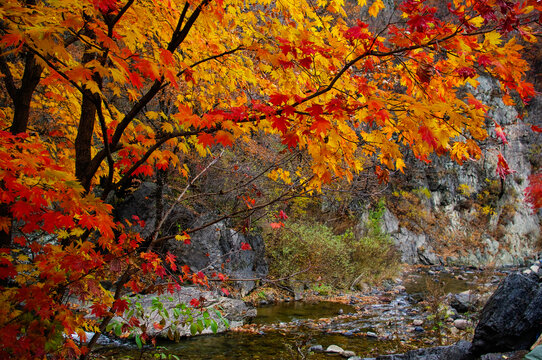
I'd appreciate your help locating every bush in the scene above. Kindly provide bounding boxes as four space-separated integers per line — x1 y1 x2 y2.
265 210 400 289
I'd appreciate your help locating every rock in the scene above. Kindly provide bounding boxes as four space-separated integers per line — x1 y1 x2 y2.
168 215 268 296
453 319 470 330
116 183 268 295
413 326 424 332
366 331 378 338
412 319 424 326
309 344 323 353
531 265 540 274
525 345 542 360
480 351 530 360
450 290 478 313
342 350 357 358
326 344 345 354
114 287 256 339
375 340 472 360
116 182 196 240
470 273 542 356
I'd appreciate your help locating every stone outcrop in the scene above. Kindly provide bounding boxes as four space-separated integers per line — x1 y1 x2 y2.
377 77 541 267
115 182 268 295
167 215 268 296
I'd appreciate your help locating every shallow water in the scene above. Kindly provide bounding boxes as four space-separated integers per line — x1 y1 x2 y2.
99 267 503 359
252 300 354 325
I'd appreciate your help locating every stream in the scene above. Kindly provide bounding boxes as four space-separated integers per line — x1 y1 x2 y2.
98 266 508 359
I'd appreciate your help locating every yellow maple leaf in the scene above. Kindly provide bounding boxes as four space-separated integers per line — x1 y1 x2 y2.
395 158 405 173
368 0 385 17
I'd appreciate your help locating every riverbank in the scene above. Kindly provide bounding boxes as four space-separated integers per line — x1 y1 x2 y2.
93 264 516 359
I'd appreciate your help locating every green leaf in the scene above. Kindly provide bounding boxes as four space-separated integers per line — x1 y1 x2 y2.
114 324 122 337
135 334 142 349
210 320 218 334
190 322 197 335
222 318 229 328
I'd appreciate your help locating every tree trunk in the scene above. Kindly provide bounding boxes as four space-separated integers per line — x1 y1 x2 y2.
75 50 102 191
9 53 42 134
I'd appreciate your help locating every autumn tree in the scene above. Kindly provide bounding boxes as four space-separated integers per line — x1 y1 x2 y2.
0 0 541 358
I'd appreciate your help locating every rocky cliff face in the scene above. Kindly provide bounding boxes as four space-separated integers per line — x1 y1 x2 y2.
116 182 268 296
380 77 541 266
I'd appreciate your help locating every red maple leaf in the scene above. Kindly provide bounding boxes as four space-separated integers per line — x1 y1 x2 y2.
270 222 284 229
299 57 313 69
93 0 117 14
496 153 515 179
282 132 299 149
418 125 438 149
111 299 129 315
240 242 251 251
159 49 174 65
272 116 289 134
269 94 289 106
215 130 233 147
311 118 330 134
494 122 508 144
190 298 200 308
197 133 215 147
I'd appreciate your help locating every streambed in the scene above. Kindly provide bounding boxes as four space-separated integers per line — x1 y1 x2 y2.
97 267 507 359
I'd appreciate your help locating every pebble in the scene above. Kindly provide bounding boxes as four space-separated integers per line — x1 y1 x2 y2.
309 345 323 352
366 331 378 338
326 344 345 354
342 350 356 357
453 319 469 330
414 326 424 332
412 319 424 326
530 265 540 274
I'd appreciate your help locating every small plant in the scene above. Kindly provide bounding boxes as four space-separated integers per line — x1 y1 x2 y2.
422 277 450 346
311 283 332 295
457 183 473 196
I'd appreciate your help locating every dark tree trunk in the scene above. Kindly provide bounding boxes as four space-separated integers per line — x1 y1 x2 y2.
75 49 103 191
9 53 42 135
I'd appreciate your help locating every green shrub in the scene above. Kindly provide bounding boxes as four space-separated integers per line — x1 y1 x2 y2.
265 207 399 290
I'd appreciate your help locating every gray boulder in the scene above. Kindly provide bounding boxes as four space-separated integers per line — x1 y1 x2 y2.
167 215 268 296
115 182 268 295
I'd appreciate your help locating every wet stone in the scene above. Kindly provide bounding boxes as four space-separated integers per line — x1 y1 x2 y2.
309 345 323 352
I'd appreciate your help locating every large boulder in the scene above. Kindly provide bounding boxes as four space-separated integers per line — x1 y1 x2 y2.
470 272 542 356
167 215 268 296
115 182 268 295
